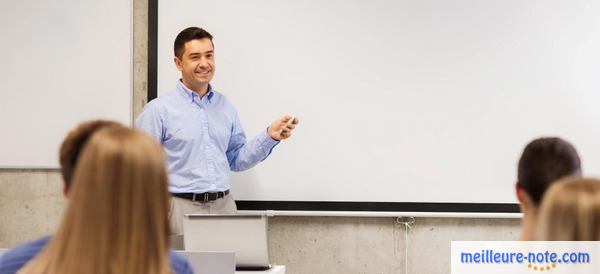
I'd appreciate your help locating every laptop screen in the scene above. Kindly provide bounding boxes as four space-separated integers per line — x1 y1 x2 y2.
183 214 271 270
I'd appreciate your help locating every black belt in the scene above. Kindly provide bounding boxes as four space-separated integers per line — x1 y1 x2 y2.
171 190 230 203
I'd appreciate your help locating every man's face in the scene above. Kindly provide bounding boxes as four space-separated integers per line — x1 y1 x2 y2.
174 38 215 91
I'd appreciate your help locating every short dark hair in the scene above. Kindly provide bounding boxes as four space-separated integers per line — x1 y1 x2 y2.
59 120 121 190
174 27 213 59
517 137 581 206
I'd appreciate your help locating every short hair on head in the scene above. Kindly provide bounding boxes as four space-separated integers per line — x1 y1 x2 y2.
517 137 581 206
174 26 213 59
59 120 122 190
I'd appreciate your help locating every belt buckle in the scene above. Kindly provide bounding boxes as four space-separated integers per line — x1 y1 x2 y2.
192 193 209 204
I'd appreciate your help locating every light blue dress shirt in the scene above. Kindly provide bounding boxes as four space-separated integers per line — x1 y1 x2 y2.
136 81 279 193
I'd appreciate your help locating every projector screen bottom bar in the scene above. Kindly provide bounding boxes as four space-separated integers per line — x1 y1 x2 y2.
238 210 522 219
235 201 520 215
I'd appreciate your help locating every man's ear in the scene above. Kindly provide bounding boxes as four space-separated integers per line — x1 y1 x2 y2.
174 56 183 71
62 184 68 198
515 183 532 205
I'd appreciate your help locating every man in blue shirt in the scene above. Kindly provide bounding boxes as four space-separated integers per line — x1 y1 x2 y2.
135 27 298 243
0 121 194 274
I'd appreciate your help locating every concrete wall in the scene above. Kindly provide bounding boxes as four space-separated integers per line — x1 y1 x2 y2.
0 1 522 273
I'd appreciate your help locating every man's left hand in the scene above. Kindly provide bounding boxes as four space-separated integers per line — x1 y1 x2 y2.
268 115 299 141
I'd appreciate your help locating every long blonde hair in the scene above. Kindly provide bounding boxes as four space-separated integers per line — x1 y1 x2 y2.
536 177 600 241
19 126 171 274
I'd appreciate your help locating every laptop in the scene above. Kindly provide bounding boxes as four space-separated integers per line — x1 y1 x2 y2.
183 214 271 270
174 251 235 274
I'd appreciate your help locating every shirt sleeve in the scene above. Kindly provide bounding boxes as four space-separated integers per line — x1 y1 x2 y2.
135 101 165 143
226 110 279 172
181 261 194 274
169 251 195 274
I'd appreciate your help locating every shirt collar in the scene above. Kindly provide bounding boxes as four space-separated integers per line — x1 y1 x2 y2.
177 80 214 103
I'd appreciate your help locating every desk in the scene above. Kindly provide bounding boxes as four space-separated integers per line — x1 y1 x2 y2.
236 265 285 274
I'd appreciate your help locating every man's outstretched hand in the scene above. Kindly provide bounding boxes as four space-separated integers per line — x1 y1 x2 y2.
268 115 299 141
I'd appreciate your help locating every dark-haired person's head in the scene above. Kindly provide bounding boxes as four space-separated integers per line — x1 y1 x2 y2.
173 27 215 94
515 137 581 240
58 120 122 194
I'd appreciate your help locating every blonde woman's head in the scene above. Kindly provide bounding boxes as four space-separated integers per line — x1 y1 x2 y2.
20 125 171 274
536 178 600 241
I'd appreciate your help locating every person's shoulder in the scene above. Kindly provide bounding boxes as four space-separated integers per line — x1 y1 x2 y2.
0 236 51 274
210 89 238 111
210 88 229 102
138 90 180 119
148 90 180 107
169 251 194 274
2 236 50 260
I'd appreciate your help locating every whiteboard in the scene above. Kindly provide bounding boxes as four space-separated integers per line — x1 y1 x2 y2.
0 0 132 168
155 0 600 206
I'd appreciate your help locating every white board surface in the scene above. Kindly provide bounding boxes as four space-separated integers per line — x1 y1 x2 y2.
157 0 600 204
0 0 132 168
